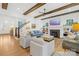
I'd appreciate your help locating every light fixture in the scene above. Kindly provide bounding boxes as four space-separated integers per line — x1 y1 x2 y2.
39 8 47 14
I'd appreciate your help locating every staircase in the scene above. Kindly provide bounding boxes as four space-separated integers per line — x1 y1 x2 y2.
18 21 30 38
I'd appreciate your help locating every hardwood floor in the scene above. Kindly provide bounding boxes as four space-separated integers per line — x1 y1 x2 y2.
0 34 78 56
0 34 30 56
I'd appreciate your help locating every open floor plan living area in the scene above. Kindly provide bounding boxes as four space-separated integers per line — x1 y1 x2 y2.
0 3 79 56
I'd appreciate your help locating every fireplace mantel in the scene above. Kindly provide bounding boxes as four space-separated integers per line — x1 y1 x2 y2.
49 25 62 30
48 25 63 38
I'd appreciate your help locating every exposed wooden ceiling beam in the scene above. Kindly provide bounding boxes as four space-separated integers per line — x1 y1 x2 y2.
2 3 8 9
23 3 46 15
34 3 79 18
41 10 79 20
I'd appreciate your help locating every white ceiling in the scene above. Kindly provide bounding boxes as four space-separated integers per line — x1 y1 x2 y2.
0 3 78 20
7 3 36 14
36 4 79 20
25 3 69 18
0 3 37 19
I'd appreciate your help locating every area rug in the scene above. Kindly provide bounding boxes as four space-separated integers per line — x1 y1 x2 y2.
53 51 77 56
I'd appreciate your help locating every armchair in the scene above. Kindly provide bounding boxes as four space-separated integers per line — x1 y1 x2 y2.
30 37 54 56
20 34 32 48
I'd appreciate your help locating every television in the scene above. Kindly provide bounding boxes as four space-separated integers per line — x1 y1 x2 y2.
50 19 60 25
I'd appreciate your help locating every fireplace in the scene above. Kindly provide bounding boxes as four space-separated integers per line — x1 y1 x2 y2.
50 30 60 38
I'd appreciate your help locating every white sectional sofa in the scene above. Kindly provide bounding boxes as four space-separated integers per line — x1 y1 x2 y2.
30 37 55 56
20 34 32 48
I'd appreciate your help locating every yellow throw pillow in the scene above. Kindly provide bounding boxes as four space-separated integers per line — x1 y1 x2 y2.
72 23 79 32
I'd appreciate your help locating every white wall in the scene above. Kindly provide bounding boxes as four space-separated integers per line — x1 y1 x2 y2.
0 14 18 34
20 18 44 37
30 18 43 30
24 11 79 38
44 12 79 38
48 12 79 25
43 13 78 28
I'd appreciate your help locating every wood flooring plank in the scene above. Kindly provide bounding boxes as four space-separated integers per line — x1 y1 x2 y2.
0 34 30 56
